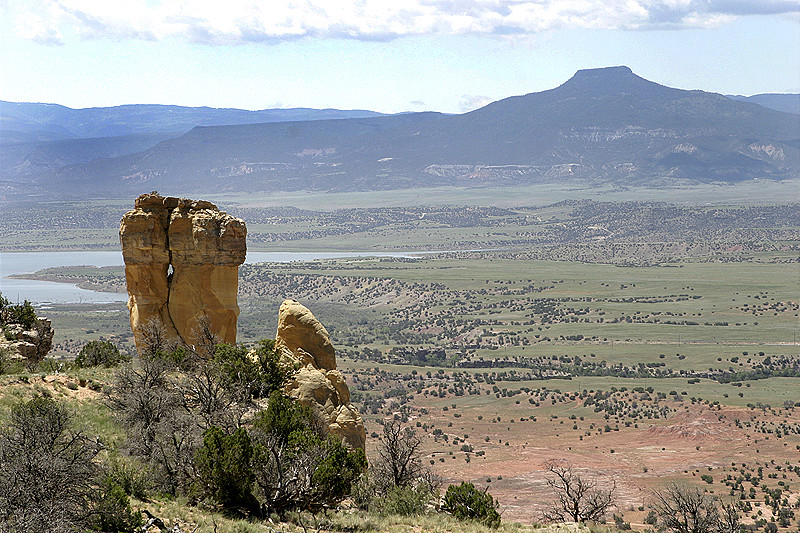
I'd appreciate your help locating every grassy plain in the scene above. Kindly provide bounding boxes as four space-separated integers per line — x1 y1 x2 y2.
1 180 798 251
208 180 800 210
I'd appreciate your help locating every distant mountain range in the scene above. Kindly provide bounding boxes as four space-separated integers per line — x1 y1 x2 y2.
725 93 800 116
1 67 798 199
0 103 386 183
0 102 386 142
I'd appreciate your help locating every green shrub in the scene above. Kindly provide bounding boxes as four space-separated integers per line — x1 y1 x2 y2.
153 344 196 370
253 390 315 443
0 397 101 532
76 340 126 368
442 482 500 528
105 456 151 500
92 477 144 533
193 393 366 517
372 484 434 516
37 357 64 374
0 299 37 329
106 337 291 500
306 433 367 511
0 293 11 328
0 345 9 374
250 392 367 515
231 523 262 533
195 426 257 514
213 339 289 399
350 473 376 511
614 513 632 530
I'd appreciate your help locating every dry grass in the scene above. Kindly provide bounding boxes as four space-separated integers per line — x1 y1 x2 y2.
133 500 598 533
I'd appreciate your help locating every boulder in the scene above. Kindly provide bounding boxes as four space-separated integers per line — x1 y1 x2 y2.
275 299 366 450
120 192 246 351
0 318 54 365
275 299 336 370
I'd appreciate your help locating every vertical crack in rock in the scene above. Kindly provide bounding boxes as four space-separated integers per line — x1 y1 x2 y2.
120 192 246 352
163 224 184 346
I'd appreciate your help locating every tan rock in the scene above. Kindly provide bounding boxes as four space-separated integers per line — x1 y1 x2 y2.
275 299 336 370
276 299 366 450
0 317 53 365
120 192 246 351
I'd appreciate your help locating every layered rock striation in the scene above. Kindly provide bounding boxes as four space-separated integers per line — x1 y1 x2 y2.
275 299 366 450
120 192 246 351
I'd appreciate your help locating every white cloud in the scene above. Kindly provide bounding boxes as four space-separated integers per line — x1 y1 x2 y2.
459 94 494 112
15 10 63 45
9 0 800 45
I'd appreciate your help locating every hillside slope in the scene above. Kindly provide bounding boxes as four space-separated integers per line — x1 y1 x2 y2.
8 67 800 198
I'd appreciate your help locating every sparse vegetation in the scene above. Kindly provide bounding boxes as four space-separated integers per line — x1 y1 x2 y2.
75 339 126 367
651 483 740 533
0 396 140 533
541 459 616 523
1 196 799 532
0 292 37 330
442 482 501 528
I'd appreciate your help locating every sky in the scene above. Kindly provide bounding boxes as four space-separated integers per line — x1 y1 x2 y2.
1 0 799 114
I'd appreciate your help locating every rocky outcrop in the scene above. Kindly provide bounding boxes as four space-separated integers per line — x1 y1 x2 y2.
275 299 366 450
120 192 246 352
0 318 54 366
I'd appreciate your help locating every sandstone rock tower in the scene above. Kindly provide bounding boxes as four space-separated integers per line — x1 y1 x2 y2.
275 299 366 450
120 192 246 351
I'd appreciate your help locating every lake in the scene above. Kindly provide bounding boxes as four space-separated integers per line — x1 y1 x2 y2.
0 250 414 305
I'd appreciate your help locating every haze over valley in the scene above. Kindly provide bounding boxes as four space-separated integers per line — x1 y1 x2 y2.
2 67 798 200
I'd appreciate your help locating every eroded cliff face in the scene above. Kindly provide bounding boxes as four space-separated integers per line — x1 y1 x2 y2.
120 192 246 351
275 299 366 450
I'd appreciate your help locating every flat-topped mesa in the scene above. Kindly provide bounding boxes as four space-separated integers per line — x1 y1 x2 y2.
120 192 246 352
275 299 366 450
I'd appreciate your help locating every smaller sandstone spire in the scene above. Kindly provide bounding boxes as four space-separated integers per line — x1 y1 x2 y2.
275 299 366 450
275 299 337 370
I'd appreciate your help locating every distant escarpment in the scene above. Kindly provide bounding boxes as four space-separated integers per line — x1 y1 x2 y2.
119 192 247 351
14 66 800 199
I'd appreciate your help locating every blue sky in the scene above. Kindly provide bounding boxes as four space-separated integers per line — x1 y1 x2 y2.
1 1 798 113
